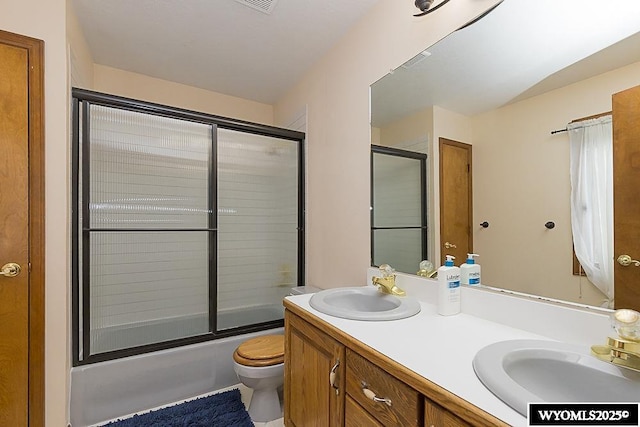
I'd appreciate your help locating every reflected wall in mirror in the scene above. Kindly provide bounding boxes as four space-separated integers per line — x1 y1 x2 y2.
370 0 640 308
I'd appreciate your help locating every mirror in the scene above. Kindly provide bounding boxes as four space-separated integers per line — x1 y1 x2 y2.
370 0 640 308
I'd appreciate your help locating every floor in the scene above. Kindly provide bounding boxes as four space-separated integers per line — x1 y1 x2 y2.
95 383 284 427
236 383 285 427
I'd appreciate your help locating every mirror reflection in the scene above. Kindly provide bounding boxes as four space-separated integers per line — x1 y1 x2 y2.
370 0 640 308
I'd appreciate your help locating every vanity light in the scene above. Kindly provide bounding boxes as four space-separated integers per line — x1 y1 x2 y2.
414 0 451 17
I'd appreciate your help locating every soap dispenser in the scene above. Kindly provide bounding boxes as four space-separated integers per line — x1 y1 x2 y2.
460 253 481 286
437 255 461 316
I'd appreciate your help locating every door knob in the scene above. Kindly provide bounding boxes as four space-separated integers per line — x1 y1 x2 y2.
617 255 640 267
444 242 457 249
0 262 21 277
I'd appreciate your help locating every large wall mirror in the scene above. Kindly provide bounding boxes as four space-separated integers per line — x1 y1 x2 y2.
370 0 640 309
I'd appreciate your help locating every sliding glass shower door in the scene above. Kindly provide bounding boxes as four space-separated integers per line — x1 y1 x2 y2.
72 89 304 364
217 129 299 330
371 145 427 274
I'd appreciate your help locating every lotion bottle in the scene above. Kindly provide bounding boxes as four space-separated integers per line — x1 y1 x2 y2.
460 253 481 286
437 255 461 315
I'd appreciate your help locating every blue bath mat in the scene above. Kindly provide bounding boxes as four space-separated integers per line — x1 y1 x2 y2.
103 388 254 427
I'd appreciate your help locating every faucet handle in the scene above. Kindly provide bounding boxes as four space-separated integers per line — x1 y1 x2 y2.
378 264 395 278
611 309 640 342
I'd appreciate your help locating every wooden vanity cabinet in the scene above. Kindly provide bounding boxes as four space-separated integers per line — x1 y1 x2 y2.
346 348 421 426
284 302 509 427
425 399 471 427
285 311 345 427
345 395 383 427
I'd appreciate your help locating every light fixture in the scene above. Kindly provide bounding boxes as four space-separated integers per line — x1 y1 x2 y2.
414 0 451 17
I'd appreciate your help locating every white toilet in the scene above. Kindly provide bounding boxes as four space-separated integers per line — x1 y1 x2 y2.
233 335 285 423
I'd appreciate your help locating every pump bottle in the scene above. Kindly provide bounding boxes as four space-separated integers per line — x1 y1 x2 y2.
437 255 461 316
460 253 481 286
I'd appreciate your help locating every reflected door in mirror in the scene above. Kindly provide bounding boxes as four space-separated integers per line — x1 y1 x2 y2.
439 138 472 264
613 84 640 311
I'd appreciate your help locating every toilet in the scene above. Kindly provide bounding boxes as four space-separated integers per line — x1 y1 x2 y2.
233 335 285 423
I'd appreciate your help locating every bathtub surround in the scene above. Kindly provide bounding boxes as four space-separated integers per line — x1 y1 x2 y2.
70 327 282 426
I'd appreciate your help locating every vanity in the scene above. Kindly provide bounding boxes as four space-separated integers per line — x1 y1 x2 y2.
283 270 625 427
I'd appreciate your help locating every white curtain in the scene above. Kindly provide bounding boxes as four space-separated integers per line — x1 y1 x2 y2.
568 115 614 305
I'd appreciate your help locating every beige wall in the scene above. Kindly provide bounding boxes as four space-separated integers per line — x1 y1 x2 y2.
93 65 275 125
274 0 502 288
0 0 69 425
472 61 640 306
66 0 94 88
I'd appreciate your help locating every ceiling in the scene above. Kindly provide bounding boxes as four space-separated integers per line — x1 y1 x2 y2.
71 0 381 105
371 0 640 126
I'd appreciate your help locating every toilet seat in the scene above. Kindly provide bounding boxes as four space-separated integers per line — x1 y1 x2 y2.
233 335 284 367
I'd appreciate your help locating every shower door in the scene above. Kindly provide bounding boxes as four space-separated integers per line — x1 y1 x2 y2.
371 145 427 274
72 89 304 364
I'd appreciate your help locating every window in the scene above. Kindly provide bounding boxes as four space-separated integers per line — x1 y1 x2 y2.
72 89 304 364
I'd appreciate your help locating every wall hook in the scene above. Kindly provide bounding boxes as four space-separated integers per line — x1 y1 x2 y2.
545 221 555 229
480 221 489 228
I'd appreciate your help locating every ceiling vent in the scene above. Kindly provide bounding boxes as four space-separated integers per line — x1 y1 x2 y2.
401 51 431 69
234 0 279 14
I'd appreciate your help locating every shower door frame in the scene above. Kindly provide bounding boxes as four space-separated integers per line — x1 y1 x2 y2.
370 144 428 270
71 88 305 365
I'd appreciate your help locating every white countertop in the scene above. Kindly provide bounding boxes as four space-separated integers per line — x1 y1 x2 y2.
285 270 613 427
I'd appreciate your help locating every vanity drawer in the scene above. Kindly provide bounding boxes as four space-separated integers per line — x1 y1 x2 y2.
346 348 421 426
345 395 384 427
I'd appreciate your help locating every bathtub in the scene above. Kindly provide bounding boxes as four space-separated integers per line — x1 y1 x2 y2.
70 304 284 427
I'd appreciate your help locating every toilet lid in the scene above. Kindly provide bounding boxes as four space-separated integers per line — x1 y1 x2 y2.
234 335 284 367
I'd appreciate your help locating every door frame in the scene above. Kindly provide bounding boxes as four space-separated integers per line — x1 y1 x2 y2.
0 29 45 426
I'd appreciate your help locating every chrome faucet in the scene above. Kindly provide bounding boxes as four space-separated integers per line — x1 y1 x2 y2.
372 264 406 296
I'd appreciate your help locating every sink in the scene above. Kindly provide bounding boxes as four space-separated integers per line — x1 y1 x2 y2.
308 286 421 321
473 339 640 416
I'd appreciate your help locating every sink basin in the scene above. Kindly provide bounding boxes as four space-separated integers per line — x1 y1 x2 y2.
473 339 640 416
308 286 421 321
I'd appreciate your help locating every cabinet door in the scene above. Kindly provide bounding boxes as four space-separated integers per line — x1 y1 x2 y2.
424 398 471 427
285 311 345 427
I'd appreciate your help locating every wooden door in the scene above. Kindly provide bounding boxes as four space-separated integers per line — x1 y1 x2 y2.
439 138 473 264
0 30 44 426
285 311 345 427
612 85 640 311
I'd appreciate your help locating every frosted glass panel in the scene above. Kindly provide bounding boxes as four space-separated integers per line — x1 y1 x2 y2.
216 128 298 330
89 105 211 229
372 153 422 228
373 229 423 275
89 231 209 354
